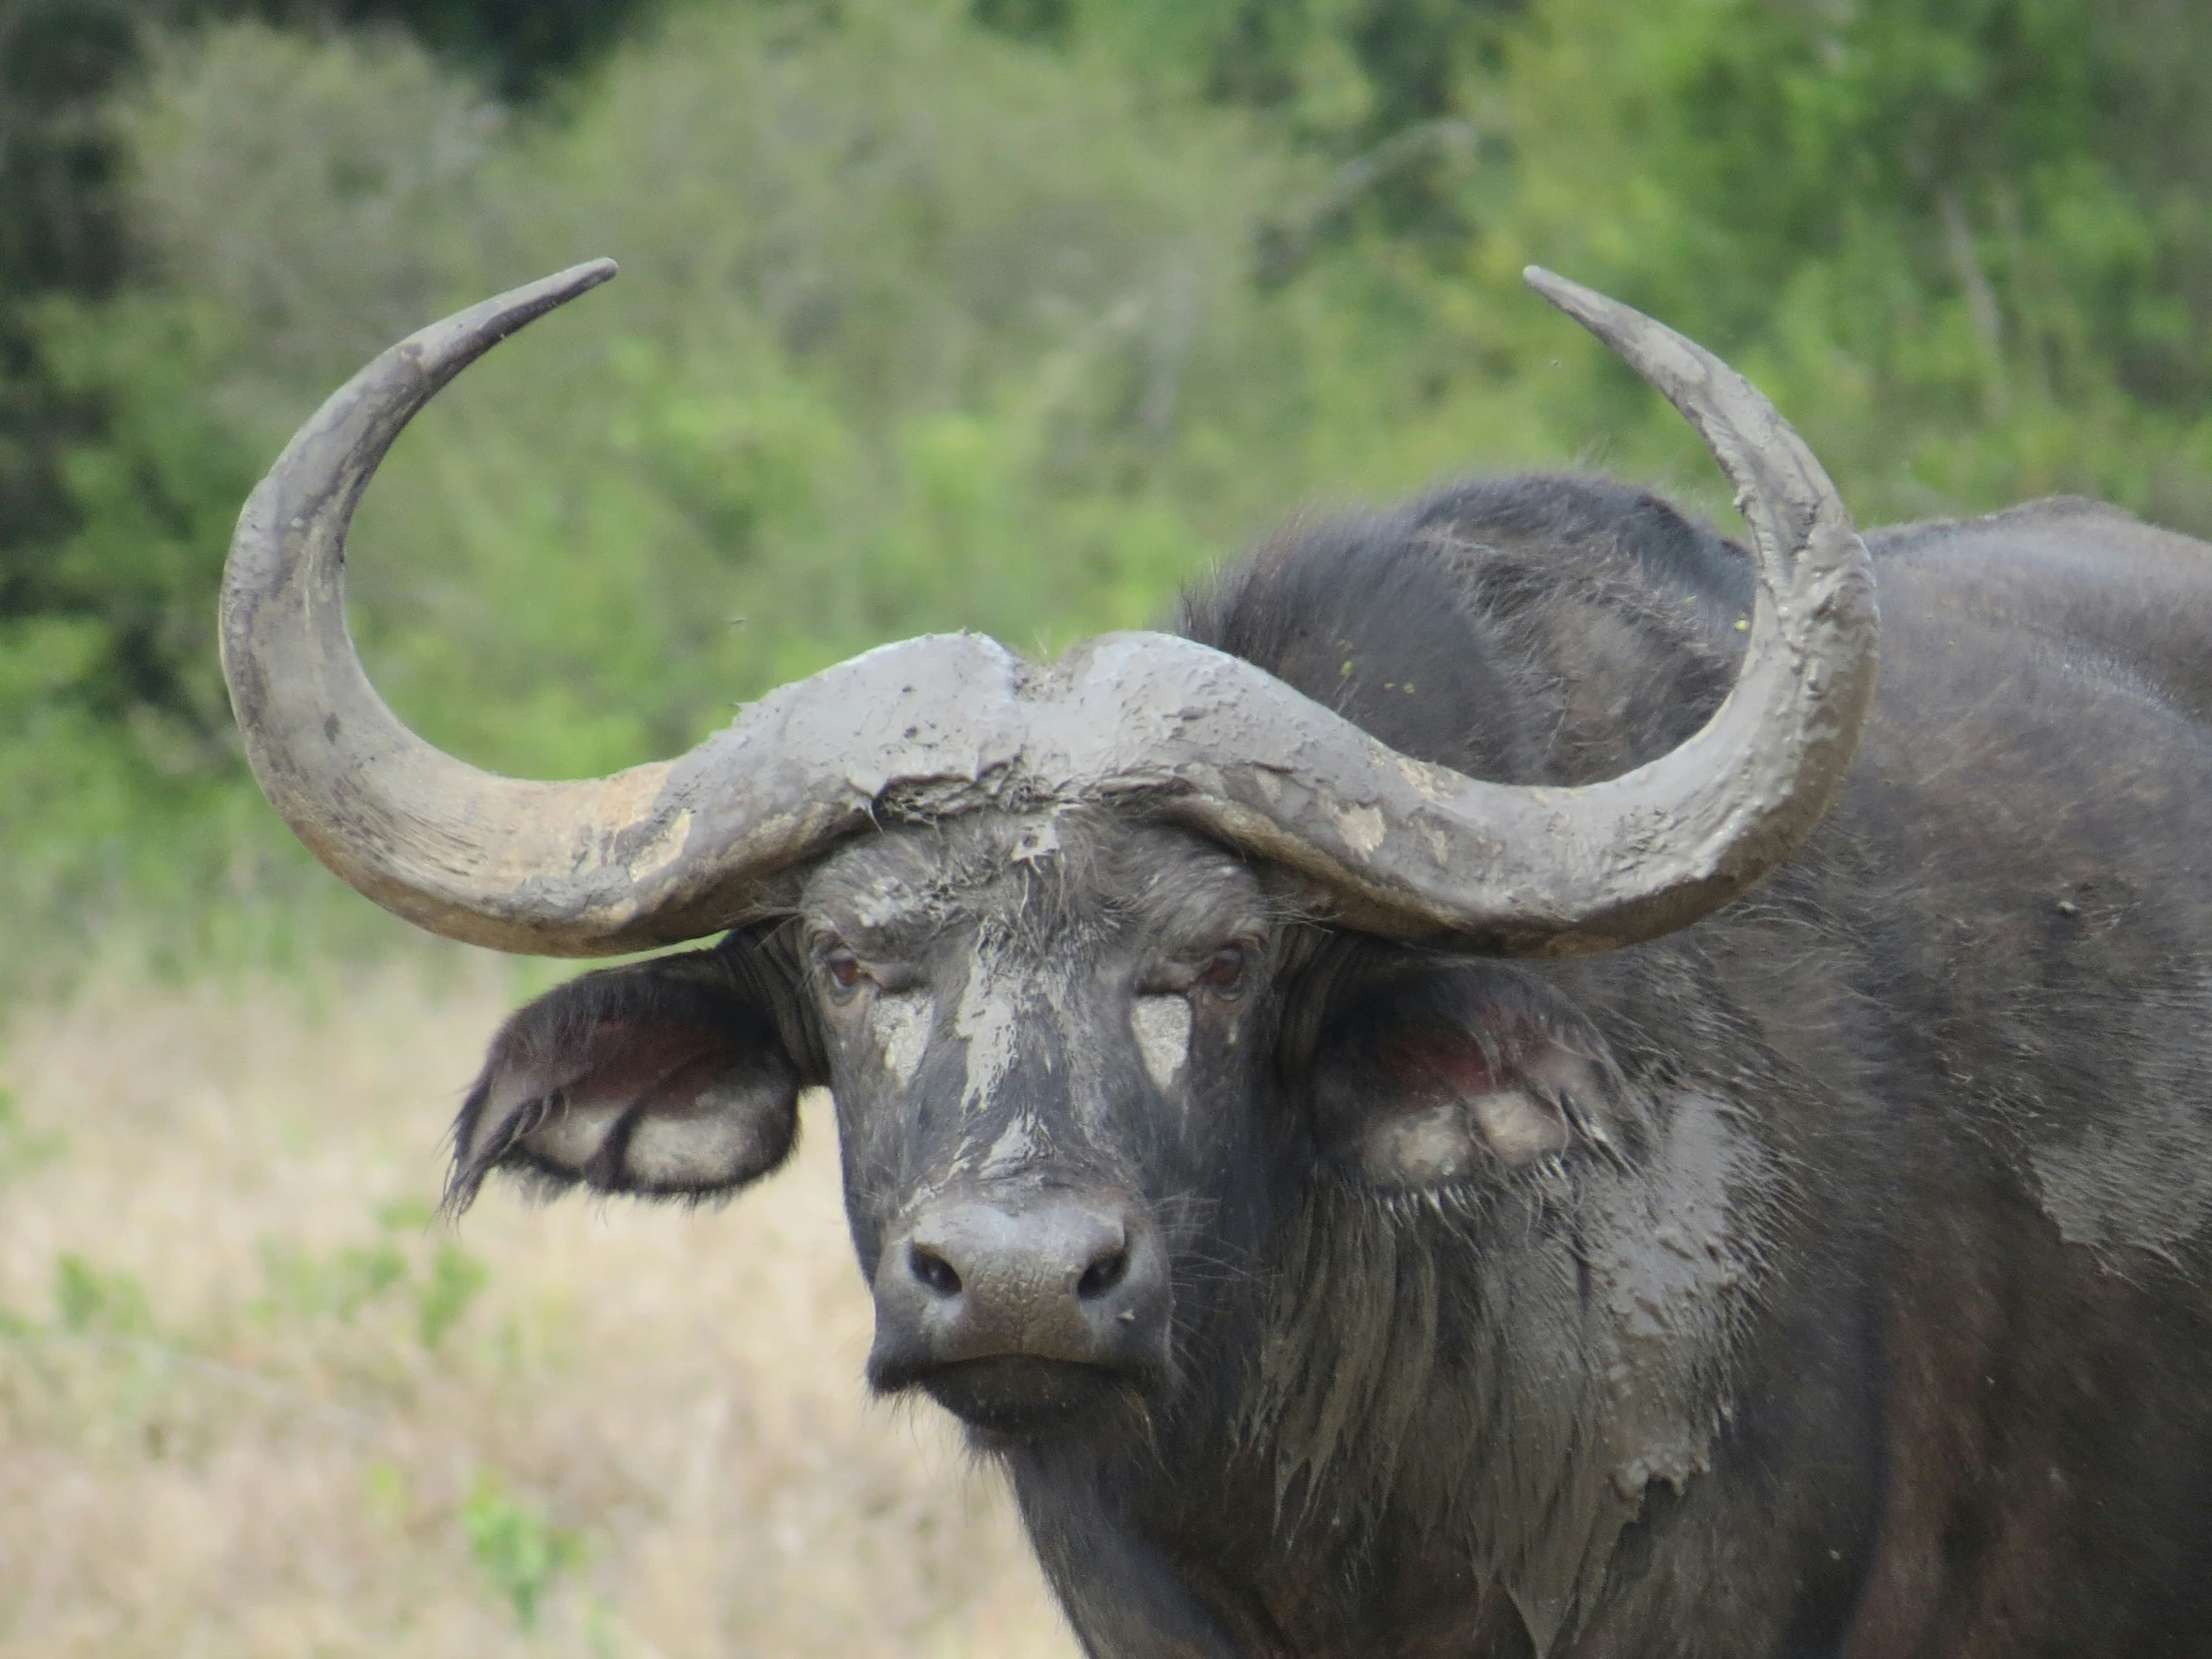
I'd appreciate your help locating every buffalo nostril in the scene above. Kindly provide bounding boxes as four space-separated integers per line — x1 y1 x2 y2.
1076 1245 1130 1301
909 1242 962 1299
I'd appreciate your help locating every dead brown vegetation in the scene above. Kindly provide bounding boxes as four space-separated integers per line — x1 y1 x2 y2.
0 959 1073 1657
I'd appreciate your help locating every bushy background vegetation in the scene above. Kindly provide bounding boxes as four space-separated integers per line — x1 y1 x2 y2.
3 0 2209 983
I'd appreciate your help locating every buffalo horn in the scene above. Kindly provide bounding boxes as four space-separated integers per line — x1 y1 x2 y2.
1113 267 1881 953
223 264 1875 958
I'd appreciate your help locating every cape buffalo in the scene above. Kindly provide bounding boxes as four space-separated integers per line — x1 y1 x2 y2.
221 261 2212 1656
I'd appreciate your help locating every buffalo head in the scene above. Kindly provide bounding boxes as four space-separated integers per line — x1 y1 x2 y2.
219 261 1877 1444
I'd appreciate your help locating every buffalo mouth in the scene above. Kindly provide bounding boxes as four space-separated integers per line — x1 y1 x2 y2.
904 1357 1140 1440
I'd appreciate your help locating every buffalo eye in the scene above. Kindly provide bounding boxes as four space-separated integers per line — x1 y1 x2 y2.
1196 943 1252 999
822 946 868 999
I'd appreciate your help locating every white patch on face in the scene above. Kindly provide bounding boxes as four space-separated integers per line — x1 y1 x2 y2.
978 1113 1046 1178
867 991 934 1087
1009 811 1063 866
1131 995 1192 1091
848 875 917 932
1472 1089 1570 1165
953 944 1023 1115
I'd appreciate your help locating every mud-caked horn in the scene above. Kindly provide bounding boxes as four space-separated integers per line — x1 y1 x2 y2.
1106 266 1881 954
224 264 1874 959
222 262 1042 955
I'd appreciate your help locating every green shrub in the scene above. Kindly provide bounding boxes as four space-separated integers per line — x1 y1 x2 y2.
414 1241 489 1350
251 1200 489 1346
459 1470 584 1630
253 1238 410 1324
53 1253 155 1336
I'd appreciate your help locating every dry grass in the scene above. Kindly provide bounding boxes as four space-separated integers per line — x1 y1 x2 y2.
0 959 1077 1657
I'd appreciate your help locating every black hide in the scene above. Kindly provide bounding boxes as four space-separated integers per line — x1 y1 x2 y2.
453 477 2212 1658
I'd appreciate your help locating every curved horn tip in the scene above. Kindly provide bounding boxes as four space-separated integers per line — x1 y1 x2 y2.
481 258 621 334
537 257 621 301
1521 265 1633 333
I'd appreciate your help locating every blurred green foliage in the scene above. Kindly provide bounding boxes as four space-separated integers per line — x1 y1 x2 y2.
0 0 677 629
53 1251 155 1335
415 1240 489 1349
0 0 2207 983
254 1196 488 1345
255 1235 410 1324
0 1086 67 1180
460 1469 585 1630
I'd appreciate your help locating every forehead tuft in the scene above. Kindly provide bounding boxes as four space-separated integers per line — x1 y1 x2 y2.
803 809 1264 949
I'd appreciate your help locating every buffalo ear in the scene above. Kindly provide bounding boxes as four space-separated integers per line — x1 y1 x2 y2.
447 946 802 1211
1309 960 1617 1189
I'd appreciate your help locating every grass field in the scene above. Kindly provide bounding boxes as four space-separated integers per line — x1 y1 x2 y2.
0 959 1075 1657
